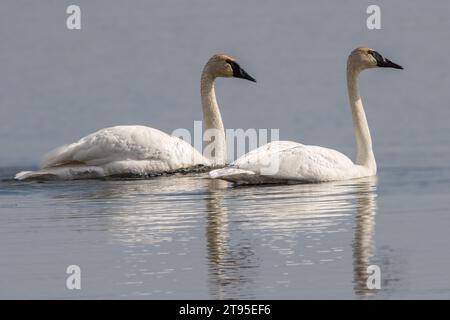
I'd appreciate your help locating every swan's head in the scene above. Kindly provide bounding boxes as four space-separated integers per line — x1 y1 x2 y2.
205 54 256 82
348 47 403 71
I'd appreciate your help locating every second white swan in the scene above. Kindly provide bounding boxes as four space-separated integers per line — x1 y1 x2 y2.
210 47 402 184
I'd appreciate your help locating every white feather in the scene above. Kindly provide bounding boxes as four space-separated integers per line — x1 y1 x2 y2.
16 126 209 180
209 141 369 184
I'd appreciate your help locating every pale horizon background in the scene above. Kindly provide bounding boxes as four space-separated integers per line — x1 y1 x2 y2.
1 0 449 168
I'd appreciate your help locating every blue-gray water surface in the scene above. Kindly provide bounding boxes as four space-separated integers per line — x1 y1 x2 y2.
1 1 450 299
1 167 450 299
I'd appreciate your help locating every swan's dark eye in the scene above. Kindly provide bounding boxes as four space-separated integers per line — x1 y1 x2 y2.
225 59 234 69
369 50 384 63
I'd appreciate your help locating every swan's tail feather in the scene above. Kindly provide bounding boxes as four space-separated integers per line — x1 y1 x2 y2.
210 167 293 185
209 167 257 183
14 166 105 181
15 171 60 181
41 144 77 168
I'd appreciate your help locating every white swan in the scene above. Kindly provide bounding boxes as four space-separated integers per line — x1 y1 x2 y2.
210 47 402 184
15 54 256 180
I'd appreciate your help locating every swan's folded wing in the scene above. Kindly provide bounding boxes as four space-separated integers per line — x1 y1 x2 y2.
232 141 304 167
224 141 355 182
277 145 355 181
42 125 206 168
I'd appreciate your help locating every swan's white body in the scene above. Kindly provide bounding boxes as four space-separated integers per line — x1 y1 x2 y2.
210 47 401 184
209 141 372 184
15 126 209 180
15 54 255 180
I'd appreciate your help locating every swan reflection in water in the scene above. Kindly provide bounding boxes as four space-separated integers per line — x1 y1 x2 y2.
46 174 379 298
352 179 378 297
205 177 379 299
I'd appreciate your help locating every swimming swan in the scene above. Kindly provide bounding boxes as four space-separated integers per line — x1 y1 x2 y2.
210 47 402 184
15 54 256 180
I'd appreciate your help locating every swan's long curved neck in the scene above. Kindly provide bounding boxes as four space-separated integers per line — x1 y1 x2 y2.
201 68 227 166
347 66 376 173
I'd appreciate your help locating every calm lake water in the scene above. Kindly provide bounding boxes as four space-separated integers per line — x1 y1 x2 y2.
1 1 450 299
1 165 450 299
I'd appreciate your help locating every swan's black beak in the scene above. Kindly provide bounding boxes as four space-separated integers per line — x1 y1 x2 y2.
228 60 257 82
371 51 403 69
378 58 403 69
